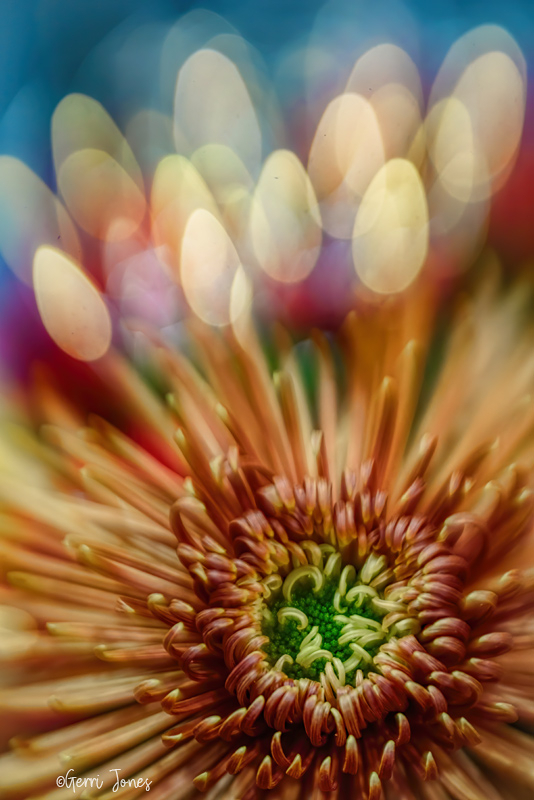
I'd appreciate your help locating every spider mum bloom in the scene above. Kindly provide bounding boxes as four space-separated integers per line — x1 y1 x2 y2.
1 275 534 800
0 18 532 800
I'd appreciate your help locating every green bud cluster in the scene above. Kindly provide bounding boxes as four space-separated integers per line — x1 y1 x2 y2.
262 579 383 682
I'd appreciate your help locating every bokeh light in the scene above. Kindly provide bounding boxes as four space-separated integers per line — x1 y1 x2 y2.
180 208 241 326
33 246 112 361
0 1 531 348
250 149 322 282
352 158 429 294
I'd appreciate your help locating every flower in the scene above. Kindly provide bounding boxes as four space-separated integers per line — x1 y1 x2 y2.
1 16 534 800
1 271 534 800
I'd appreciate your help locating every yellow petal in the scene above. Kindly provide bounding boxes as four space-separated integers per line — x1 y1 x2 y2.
33 247 112 361
250 149 321 282
52 93 143 187
174 49 261 175
180 209 241 326
151 155 219 274
352 158 428 294
308 94 384 238
0 158 81 285
57 149 146 241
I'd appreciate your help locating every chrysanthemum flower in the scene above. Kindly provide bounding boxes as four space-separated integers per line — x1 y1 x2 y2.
1 272 534 800
0 17 533 800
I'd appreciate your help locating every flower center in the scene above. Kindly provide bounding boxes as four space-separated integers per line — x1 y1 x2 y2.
260 545 420 686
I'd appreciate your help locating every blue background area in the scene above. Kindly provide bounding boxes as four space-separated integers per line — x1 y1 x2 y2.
0 0 532 304
1 0 533 173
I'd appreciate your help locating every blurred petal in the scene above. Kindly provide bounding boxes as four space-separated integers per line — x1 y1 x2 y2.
250 149 321 282
0 158 81 285
352 158 428 293
151 154 220 280
174 48 261 176
180 208 241 325
308 93 385 239
33 246 112 361
57 149 146 241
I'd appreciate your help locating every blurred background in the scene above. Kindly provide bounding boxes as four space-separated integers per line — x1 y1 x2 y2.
0 0 533 383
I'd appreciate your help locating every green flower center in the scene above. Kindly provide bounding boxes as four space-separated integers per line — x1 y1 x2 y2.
260 547 418 685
